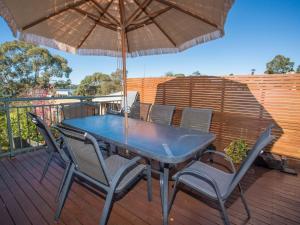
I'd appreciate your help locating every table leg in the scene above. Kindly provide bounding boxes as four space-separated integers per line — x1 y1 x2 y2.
160 164 169 225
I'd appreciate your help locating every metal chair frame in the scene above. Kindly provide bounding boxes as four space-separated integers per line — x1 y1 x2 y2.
54 127 152 225
27 112 70 200
169 125 275 225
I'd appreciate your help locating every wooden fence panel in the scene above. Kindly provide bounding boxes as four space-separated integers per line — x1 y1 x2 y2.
127 75 300 159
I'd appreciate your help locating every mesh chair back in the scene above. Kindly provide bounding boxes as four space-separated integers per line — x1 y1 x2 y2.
61 102 99 120
148 104 175 126
121 91 139 110
56 126 110 186
228 124 275 195
180 108 212 132
129 102 151 121
27 112 70 162
27 112 59 153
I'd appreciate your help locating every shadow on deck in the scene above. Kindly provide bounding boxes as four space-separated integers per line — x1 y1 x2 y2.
0 150 299 225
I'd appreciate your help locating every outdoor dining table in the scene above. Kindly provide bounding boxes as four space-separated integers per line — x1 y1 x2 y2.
62 114 216 225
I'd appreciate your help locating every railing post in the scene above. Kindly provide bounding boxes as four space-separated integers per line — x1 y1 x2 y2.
4 102 15 158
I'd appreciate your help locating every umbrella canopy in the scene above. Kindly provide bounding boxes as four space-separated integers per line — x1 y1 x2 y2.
0 0 234 124
0 0 234 57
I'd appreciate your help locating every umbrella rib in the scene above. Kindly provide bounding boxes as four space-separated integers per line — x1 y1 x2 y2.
89 0 120 25
127 19 153 32
74 7 99 21
76 22 97 49
155 0 219 29
22 0 88 31
99 0 114 20
126 7 171 32
126 0 153 27
133 0 176 47
133 6 172 24
73 8 117 31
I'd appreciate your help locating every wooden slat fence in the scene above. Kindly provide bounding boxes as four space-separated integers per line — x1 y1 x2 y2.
127 74 300 159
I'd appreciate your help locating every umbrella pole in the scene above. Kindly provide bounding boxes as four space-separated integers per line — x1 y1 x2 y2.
121 26 128 128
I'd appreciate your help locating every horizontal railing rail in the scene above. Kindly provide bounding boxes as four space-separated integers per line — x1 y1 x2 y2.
0 95 123 103
0 95 122 158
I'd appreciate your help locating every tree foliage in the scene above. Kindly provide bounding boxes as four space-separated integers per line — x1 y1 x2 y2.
75 70 122 96
165 71 185 77
0 41 72 97
53 79 72 89
265 55 295 74
0 108 43 151
297 65 300 73
191 71 201 76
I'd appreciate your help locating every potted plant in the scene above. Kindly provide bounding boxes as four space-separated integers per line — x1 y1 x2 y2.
225 139 248 168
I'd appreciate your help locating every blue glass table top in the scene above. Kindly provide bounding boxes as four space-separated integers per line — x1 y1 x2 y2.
62 115 215 164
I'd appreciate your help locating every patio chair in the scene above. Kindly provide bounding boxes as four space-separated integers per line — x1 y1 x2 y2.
129 102 152 121
106 91 139 116
148 104 175 126
169 124 275 225
61 102 112 153
61 102 99 120
27 112 71 199
54 126 152 225
180 107 212 132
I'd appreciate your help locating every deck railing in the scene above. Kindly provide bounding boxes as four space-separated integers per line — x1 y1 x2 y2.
0 95 122 158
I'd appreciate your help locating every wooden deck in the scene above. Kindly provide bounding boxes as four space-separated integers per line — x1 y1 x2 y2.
0 150 299 225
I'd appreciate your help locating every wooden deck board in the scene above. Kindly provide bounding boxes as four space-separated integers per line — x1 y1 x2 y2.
0 150 299 225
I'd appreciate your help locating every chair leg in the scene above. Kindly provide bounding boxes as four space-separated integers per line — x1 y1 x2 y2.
40 151 54 182
146 162 152 202
99 191 114 225
56 161 71 202
54 164 74 221
168 180 179 214
218 199 230 225
238 184 251 219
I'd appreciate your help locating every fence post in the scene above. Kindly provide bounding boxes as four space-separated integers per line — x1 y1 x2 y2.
4 102 15 158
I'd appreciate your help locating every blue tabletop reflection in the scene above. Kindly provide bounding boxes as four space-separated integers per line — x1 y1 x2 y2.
62 115 215 163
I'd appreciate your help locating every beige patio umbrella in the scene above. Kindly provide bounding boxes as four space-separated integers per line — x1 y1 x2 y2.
0 0 234 125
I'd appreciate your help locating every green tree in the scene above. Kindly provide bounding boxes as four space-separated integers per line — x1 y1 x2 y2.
165 71 185 77
0 41 72 97
0 108 43 151
75 71 121 96
54 79 72 89
265 55 294 74
110 69 122 90
297 65 300 73
192 71 201 76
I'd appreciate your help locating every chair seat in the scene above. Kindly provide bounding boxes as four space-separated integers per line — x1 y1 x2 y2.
105 155 145 193
173 161 234 199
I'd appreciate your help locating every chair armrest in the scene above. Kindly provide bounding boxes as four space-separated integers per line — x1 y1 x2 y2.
110 156 142 188
174 168 222 199
201 150 236 173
